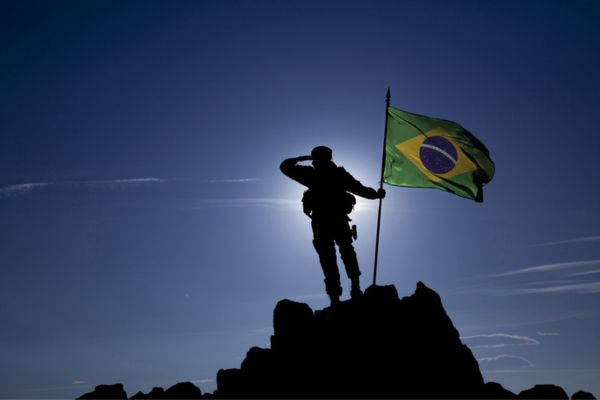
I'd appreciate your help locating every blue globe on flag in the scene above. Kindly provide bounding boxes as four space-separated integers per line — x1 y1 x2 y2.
419 136 458 174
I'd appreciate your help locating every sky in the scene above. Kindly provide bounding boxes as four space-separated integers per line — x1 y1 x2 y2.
1 0 600 397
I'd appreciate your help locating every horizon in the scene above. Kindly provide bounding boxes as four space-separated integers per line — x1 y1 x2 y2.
1 0 600 398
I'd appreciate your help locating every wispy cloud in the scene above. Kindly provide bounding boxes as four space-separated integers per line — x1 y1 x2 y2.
207 178 261 183
456 258 600 297
289 292 328 301
85 177 168 187
569 269 600 277
483 368 600 374
0 176 262 199
461 333 540 348
536 332 560 336
533 236 600 247
527 279 582 286
451 278 600 297
497 260 600 277
477 354 533 369
500 281 600 295
72 380 86 385
192 379 215 384
0 182 50 197
0 178 168 198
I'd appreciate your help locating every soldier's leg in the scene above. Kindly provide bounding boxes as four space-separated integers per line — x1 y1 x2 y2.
335 221 362 298
311 220 342 303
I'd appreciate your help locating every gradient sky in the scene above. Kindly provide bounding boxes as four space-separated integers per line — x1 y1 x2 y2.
1 0 600 398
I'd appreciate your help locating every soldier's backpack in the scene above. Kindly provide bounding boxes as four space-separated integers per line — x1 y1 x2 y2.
302 189 356 217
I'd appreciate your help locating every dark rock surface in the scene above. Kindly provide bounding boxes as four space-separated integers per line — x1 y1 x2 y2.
164 382 203 399
518 384 569 399
484 381 518 399
130 386 165 399
572 390 597 400
129 382 202 399
216 282 489 398
78 383 128 399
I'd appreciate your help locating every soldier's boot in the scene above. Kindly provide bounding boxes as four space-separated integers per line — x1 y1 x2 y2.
325 279 342 306
350 277 362 299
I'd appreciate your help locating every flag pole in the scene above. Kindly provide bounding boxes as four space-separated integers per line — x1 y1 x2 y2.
373 88 390 286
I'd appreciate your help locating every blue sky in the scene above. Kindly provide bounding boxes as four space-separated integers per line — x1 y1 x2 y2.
1 0 600 397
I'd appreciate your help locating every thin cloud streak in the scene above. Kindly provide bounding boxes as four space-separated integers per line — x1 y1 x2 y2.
0 178 168 198
290 292 328 301
0 182 50 197
461 333 540 348
497 260 600 276
89 177 168 184
207 178 261 183
484 368 600 373
533 235 600 247
82 177 168 189
569 269 600 277
451 279 582 296
500 281 600 295
192 379 215 384
477 354 534 369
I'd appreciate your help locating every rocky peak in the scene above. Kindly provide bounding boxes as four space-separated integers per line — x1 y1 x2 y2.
217 282 485 398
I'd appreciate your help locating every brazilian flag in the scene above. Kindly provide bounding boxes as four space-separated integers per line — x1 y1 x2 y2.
384 106 495 202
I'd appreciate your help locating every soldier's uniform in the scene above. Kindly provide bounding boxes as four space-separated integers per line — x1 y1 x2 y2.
280 154 380 302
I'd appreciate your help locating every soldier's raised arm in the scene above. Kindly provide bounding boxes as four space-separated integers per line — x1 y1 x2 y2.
280 155 313 187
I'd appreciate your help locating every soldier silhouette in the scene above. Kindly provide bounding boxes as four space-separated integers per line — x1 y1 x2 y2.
281 146 385 306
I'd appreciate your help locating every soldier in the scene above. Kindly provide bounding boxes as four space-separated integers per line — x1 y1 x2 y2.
280 146 385 306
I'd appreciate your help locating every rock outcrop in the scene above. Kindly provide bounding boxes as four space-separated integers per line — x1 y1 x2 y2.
78 383 128 399
483 381 518 399
572 390 597 400
129 382 202 399
216 282 494 398
130 387 165 399
518 384 569 399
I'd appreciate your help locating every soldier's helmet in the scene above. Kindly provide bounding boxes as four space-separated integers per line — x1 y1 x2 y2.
311 146 332 162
